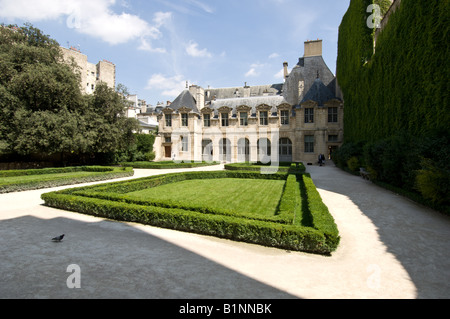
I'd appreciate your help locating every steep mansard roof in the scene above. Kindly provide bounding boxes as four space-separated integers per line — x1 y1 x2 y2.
167 90 199 113
301 78 337 106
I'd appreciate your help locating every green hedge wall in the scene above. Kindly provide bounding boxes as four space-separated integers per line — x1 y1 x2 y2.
336 0 450 210
120 161 220 169
338 0 449 142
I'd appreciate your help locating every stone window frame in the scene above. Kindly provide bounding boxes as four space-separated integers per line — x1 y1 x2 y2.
181 113 189 127
219 106 232 127
257 104 271 126
328 107 338 123
277 104 292 126
304 107 315 124
180 135 189 152
203 113 211 127
237 105 251 127
304 135 315 153
163 108 174 127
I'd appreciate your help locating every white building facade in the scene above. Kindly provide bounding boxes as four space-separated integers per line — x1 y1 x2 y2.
156 40 344 164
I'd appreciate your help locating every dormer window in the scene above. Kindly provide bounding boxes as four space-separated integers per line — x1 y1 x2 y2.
260 111 268 126
221 113 229 127
240 112 248 126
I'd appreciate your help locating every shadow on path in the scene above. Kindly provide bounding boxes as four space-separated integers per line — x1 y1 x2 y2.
0 214 297 299
307 164 450 299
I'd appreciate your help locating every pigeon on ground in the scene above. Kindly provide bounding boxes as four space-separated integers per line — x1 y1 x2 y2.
52 234 65 242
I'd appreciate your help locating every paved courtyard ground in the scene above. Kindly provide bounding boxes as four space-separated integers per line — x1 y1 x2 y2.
0 163 449 299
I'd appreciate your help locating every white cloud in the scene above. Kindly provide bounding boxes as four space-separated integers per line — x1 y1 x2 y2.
245 63 265 77
269 53 280 59
138 39 166 53
146 74 188 98
186 41 212 58
0 0 170 46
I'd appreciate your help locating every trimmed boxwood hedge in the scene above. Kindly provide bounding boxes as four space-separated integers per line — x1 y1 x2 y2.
0 166 134 194
41 170 340 255
225 162 306 174
120 161 220 169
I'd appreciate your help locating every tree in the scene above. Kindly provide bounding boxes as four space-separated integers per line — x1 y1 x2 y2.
0 24 139 165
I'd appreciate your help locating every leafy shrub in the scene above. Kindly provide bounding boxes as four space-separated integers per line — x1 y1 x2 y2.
416 159 450 205
347 157 360 172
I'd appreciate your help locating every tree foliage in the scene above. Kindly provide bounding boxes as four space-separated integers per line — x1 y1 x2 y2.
0 24 139 164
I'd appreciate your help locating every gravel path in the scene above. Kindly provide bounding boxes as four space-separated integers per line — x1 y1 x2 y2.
0 164 449 299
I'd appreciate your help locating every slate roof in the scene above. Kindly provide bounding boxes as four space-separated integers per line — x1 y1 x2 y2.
205 84 283 102
209 95 289 118
168 90 199 113
300 78 338 106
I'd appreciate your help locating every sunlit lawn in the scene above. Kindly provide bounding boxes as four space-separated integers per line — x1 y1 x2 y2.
127 178 285 217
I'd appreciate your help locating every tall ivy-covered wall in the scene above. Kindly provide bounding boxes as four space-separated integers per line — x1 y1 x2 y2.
337 0 449 143
335 0 449 212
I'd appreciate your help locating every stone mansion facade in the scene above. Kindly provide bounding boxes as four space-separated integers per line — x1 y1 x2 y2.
155 40 344 164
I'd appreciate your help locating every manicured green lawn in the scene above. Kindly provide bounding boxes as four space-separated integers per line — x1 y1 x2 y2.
127 178 285 217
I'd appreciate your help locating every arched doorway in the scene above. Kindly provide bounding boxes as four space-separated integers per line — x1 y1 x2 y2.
202 139 213 162
219 138 231 162
237 138 250 163
257 138 271 163
279 138 293 163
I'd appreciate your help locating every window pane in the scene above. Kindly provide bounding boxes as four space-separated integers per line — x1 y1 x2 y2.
204 114 210 127
305 108 314 123
221 113 229 127
281 110 289 125
328 107 338 123
165 114 172 127
305 136 314 153
260 111 268 126
240 112 248 126
181 136 189 152
182 114 188 126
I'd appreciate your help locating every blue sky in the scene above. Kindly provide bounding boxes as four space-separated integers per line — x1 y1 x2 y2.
0 0 351 106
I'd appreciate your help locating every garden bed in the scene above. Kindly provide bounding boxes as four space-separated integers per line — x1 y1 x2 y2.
41 170 340 255
0 166 134 194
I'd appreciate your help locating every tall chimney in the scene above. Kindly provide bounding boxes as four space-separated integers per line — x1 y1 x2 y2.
283 62 289 79
304 39 323 57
